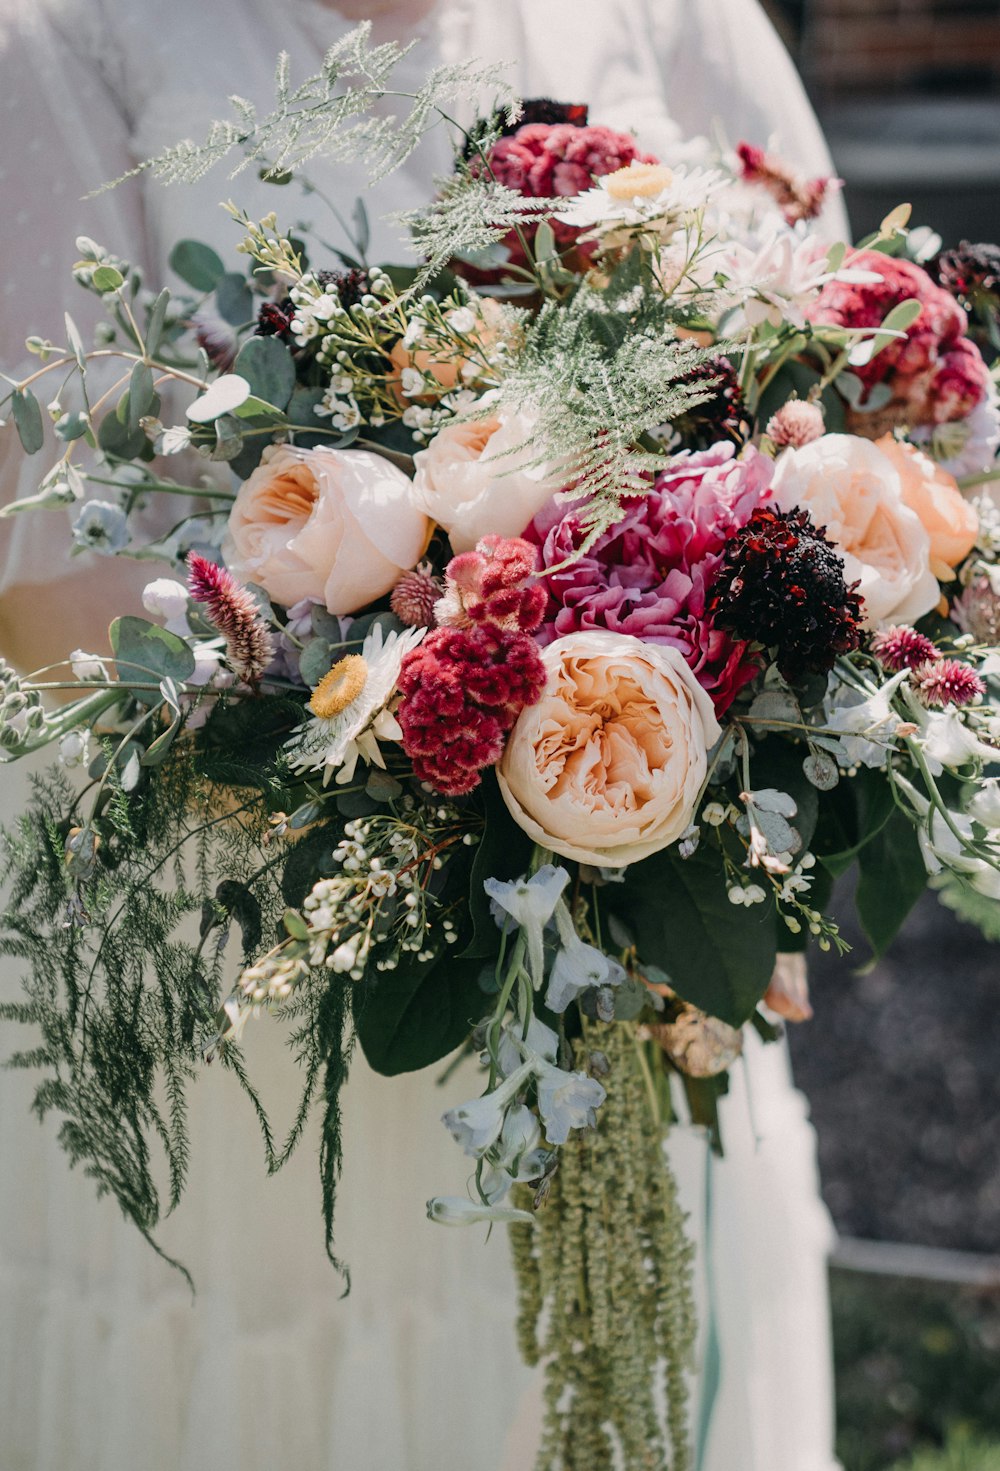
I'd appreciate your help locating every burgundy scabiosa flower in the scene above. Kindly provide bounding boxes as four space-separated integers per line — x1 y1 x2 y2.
187 552 275 685
709 506 863 683
671 357 747 447
910 658 985 709
255 299 295 339
932 241 1000 300
871 624 940 673
528 443 774 715
395 536 548 795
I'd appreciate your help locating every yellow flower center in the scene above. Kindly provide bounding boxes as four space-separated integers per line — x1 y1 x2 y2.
309 655 368 719
603 162 674 201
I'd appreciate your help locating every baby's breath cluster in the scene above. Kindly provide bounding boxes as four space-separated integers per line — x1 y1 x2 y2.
287 270 520 441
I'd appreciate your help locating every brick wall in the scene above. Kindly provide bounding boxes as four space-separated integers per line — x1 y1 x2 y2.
801 0 1000 98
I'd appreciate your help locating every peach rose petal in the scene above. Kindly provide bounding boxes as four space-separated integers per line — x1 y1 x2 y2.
223 445 430 615
876 434 979 576
498 630 722 868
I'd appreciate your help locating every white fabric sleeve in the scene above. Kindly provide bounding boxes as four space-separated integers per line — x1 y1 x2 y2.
636 0 851 239
0 0 149 594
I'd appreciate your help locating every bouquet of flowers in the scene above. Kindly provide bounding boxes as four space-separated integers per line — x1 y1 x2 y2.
3 29 1000 1470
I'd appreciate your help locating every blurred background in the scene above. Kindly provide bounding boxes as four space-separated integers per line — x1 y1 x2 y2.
762 11 1000 1469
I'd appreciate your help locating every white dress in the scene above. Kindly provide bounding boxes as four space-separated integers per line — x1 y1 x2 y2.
0 3 842 1468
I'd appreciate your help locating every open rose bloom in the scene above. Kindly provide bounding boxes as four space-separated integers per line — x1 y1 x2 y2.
498 631 722 866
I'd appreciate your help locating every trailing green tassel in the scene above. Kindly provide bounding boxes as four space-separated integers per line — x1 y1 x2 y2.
511 1021 696 1471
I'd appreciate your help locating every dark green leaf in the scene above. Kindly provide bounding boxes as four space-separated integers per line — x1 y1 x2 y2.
215 272 254 327
169 239 226 293
233 335 296 410
355 951 488 1075
98 407 147 461
11 389 44 454
855 806 927 957
606 844 776 1027
813 767 897 877
286 385 328 449
280 822 341 907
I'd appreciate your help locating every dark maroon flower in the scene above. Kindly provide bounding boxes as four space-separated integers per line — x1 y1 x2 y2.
932 241 1000 300
709 506 863 683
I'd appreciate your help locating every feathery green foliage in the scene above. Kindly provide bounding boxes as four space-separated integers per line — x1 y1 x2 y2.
0 705 354 1282
98 24 519 193
497 258 734 552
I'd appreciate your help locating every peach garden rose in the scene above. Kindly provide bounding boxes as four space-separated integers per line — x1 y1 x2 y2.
223 444 430 615
410 405 563 553
497 630 722 867
875 434 979 580
771 433 940 627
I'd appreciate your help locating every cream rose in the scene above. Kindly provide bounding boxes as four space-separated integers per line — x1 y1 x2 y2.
410 407 563 553
223 445 429 614
875 435 979 579
771 433 939 627
497 631 722 868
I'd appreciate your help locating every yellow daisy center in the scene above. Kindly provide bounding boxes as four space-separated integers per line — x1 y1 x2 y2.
309 655 368 719
604 162 674 201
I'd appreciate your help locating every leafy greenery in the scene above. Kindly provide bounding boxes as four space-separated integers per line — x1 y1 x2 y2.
605 843 777 1026
855 807 929 958
0 708 352 1280
99 25 519 194
496 264 729 549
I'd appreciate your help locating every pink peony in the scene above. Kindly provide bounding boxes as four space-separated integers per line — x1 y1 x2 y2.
809 250 990 430
528 443 774 715
467 122 658 277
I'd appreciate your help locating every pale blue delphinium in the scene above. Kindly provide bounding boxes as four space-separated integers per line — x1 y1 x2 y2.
426 1196 535 1226
71 499 129 554
546 900 626 1013
534 1061 607 1145
480 1104 551 1203
823 668 908 769
495 1015 559 1078
483 864 570 988
440 1060 535 1157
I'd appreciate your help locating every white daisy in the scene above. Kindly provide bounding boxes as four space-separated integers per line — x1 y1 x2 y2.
554 162 723 248
286 623 426 785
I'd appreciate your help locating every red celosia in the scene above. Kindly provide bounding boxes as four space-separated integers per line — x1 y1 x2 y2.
871 624 940 673
435 535 547 633
396 623 547 796
736 141 837 226
910 658 985 709
808 250 990 430
186 552 275 685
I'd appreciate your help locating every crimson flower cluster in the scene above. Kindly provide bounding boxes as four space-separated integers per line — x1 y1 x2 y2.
872 626 985 708
709 507 863 683
187 552 275 685
396 538 547 796
736 141 834 226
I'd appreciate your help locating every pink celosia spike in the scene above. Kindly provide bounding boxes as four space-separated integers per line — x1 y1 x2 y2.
186 552 275 686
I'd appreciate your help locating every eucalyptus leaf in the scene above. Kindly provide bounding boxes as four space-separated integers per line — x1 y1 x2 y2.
54 411 89 442
215 272 254 327
11 389 44 455
109 615 196 702
64 313 87 370
128 361 156 434
145 288 171 358
169 239 226 293
233 335 296 410
298 638 335 689
92 265 124 294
